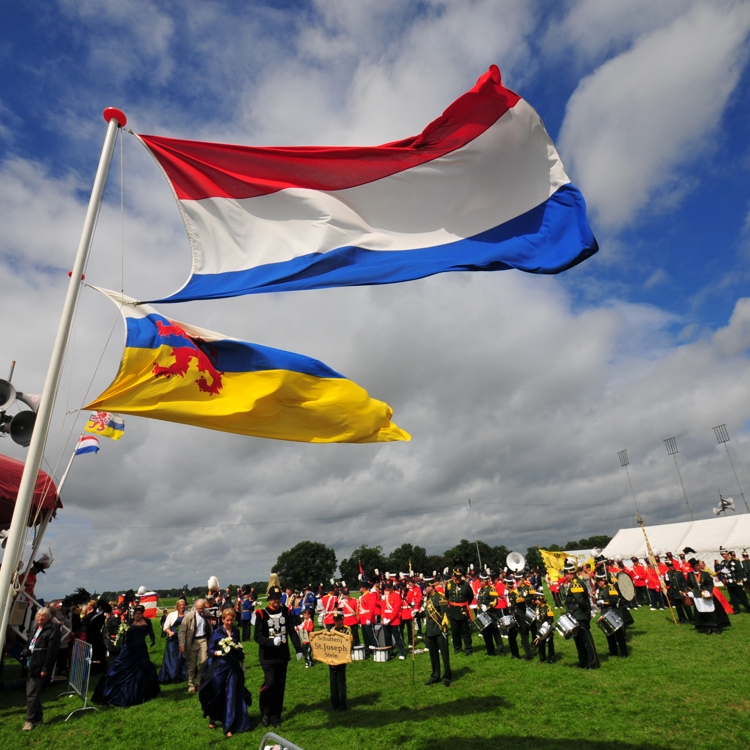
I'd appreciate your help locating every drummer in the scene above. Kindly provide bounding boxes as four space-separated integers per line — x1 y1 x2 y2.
532 591 555 664
475 576 502 657
594 569 628 657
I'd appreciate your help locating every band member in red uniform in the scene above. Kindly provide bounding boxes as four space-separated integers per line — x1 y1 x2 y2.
340 589 360 647
320 586 338 631
629 557 647 607
400 582 415 649
382 581 406 659
357 582 378 658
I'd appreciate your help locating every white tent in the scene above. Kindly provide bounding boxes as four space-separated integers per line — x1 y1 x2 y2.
603 514 750 565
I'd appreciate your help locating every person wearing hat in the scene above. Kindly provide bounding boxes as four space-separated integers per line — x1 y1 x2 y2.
444 566 474 656
742 551 750 595
475 576 502 657
328 613 352 711
356 581 378 658
664 559 692 624
382 580 407 659
507 573 533 660
422 581 452 687
254 584 303 728
595 571 628 657
562 562 599 669
532 590 555 663
715 548 750 614
340 589 360 648
627 557 647 608
686 559 730 635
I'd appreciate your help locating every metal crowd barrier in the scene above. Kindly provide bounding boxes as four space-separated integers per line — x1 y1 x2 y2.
258 731 305 750
58 638 98 720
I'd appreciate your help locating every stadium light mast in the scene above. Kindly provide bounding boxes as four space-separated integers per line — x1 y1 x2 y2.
664 437 695 522
713 424 750 513
618 449 640 517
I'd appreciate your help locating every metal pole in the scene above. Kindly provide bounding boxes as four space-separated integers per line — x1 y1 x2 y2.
722 444 750 513
0 108 126 655
664 438 694 521
468 498 482 571
618 450 640 517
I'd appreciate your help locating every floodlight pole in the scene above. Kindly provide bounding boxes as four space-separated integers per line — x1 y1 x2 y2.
713 425 750 513
664 438 695 521
468 498 482 572
618 449 640 517
0 108 126 656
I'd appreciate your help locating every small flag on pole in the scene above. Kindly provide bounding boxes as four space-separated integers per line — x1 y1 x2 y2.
85 411 125 440
74 435 100 456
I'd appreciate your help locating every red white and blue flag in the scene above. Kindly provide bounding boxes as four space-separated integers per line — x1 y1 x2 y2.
139 65 597 302
74 434 100 456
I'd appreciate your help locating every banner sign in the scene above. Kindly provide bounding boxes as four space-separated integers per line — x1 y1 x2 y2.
309 629 352 666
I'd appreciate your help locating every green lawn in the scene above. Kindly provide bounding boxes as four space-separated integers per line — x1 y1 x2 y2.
1 606 748 750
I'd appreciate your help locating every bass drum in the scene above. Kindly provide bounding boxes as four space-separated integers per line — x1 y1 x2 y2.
617 572 636 603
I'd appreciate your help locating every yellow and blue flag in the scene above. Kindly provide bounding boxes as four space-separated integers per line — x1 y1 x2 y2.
84 411 125 440
85 289 410 444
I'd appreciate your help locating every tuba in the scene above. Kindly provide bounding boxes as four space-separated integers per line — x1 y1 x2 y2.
506 552 525 572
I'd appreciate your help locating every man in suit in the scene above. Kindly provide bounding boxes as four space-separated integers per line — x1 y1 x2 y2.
178 599 213 693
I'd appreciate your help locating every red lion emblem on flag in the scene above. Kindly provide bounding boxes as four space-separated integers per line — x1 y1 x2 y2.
152 320 224 395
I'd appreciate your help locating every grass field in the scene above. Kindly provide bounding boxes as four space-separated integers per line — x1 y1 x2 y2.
1 604 748 750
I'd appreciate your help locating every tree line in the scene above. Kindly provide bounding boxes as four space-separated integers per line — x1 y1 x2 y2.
271 534 613 591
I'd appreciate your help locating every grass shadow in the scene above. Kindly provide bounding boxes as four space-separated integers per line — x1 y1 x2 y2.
418 735 673 750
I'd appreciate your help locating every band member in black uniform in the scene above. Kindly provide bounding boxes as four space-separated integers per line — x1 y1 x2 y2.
664 559 692 623
562 562 599 669
254 585 303 729
595 572 628 657
423 581 452 686
716 548 750 614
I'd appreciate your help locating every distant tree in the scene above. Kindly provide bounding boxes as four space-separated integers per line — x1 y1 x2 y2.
339 545 386 585
272 540 337 591
525 547 543 572
443 539 500 573
386 544 429 576
547 544 563 552
426 554 448 576
564 535 612 551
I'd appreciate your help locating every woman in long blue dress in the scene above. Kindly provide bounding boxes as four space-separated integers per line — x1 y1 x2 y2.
159 598 188 683
92 605 160 707
199 608 252 737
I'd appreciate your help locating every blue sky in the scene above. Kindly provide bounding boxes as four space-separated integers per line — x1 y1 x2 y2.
2 1 750 595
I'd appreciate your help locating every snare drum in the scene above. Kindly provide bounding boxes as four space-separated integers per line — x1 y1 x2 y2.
351 645 366 661
476 611 493 631
597 608 624 636
498 614 517 632
372 646 391 663
523 607 537 626
554 612 579 640
536 620 553 643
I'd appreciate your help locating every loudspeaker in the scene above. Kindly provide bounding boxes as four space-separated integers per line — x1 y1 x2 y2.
16 392 40 412
9 411 36 447
0 379 16 410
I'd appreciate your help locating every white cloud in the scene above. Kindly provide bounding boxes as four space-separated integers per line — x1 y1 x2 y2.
558 1 750 229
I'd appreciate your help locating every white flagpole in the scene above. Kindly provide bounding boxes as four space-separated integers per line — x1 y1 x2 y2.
0 108 126 653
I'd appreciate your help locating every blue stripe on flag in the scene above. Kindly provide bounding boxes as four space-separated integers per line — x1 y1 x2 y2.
154 184 597 302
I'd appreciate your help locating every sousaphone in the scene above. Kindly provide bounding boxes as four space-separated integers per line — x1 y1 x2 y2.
506 552 525 572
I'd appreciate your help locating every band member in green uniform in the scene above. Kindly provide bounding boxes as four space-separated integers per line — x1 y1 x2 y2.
532 591 555 663
475 576 502 656
423 580 452 686
444 567 474 655
562 561 599 669
507 574 533 660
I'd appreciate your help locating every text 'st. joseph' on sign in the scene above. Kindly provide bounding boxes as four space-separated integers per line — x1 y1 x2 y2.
309 629 352 666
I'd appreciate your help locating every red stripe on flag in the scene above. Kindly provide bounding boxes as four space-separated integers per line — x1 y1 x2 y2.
139 66 520 201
